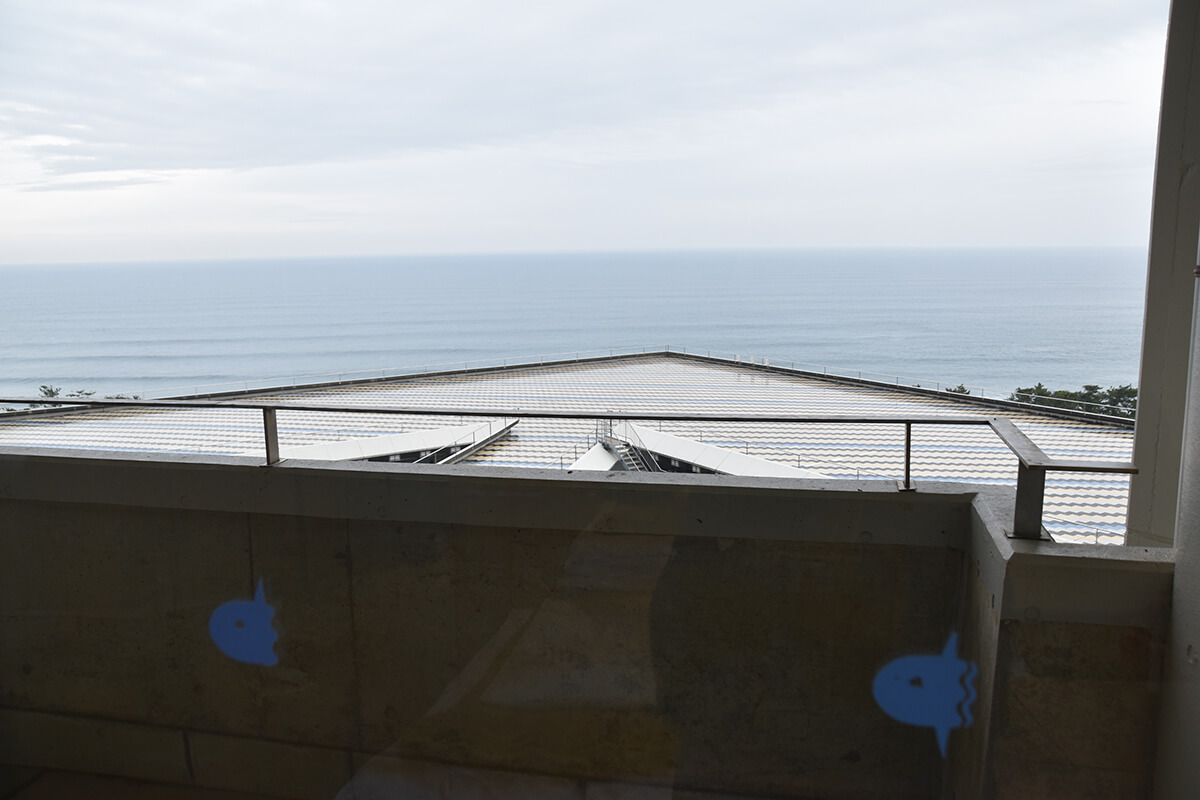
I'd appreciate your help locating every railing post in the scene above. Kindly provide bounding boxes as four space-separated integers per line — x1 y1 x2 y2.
903 422 913 490
262 408 280 465
1012 463 1046 538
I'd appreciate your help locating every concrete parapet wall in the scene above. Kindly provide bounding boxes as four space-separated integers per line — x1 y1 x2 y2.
951 496 1173 800
984 546 1171 799
0 448 1173 799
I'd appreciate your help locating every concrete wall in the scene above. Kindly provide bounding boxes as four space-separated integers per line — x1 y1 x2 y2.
0 448 1174 799
945 498 1173 800
985 546 1171 798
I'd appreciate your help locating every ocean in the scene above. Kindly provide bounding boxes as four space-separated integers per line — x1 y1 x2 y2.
0 248 1147 401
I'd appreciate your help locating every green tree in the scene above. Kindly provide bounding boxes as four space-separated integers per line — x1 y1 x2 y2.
1008 383 1137 419
30 385 61 409
31 385 97 409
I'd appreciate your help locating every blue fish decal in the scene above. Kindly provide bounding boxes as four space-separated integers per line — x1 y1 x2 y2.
208 579 279 666
872 633 977 757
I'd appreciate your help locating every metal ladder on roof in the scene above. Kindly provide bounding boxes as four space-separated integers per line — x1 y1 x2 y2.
600 435 660 472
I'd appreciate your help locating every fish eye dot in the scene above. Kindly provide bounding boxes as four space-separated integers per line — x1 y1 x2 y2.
909 676 923 688
235 620 245 629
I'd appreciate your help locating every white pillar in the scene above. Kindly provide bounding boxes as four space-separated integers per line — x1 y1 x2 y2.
1126 0 1200 548
1155 261 1200 797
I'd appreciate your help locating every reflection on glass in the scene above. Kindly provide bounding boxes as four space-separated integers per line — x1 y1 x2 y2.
341 530 677 798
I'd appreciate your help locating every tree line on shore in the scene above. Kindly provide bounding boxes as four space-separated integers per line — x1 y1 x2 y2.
943 381 1135 418
1005 383 1137 419
1 384 141 412
6 381 1139 420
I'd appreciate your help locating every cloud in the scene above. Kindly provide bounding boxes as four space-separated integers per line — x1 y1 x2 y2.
1 0 1167 172
17 175 168 192
0 0 1171 259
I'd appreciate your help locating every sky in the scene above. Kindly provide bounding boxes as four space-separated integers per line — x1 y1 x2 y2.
0 0 1172 264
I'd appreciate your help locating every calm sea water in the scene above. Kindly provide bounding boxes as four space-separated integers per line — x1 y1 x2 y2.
0 248 1146 400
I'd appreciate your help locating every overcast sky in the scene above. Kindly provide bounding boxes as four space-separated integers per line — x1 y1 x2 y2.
0 0 1171 263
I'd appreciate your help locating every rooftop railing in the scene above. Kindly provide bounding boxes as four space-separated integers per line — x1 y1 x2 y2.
38 345 1133 422
0 395 1136 541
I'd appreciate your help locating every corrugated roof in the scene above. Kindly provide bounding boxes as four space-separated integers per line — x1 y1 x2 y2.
0 353 1132 544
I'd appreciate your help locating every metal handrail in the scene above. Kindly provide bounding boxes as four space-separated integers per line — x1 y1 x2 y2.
125 346 661 399
606 422 663 472
0 395 1136 540
689 347 1138 417
410 418 518 466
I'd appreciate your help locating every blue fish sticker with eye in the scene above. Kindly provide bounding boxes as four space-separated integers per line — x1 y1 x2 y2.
872 633 977 757
208 579 279 666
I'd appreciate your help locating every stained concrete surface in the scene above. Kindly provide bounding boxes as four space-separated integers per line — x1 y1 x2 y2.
0 769 284 800
0 451 1175 798
1 765 793 800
